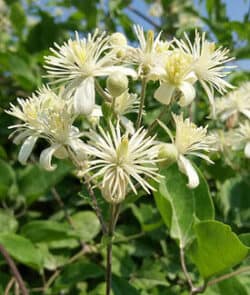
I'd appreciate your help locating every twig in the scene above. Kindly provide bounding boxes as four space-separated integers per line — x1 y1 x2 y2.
185 265 250 295
113 231 145 244
44 247 91 291
180 247 194 292
127 6 161 29
4 277 15 295
67 148 108 235
95 80 112 102
136 78 147 129
207 266 250 288
147 105 170 134
105 204 118 295
84 179 108 235
0 244 29 295
51 187 86 251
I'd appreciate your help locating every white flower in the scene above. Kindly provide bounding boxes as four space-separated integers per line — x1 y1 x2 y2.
159 113 215 188
130 25 169 76
209 130 233 153
215 82 250 122
149 2 163 17
7 86 85 170
113 90 140 134
152 49 197 106
175 30 234 114
83 122 161 203
233 121 250 158
45 30 135 115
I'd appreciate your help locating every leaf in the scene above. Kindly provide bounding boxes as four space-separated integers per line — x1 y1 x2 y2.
204 277 248 295
189 220 249 279
218 176 250 227
0 159 16 199
112 275 140 295
53 259 104 290
130 203 163 232
153 164 214 247
71 211 101 242
0 210 18 233
21 220 77 243
0 233 43 270
18 162 72 204
10 2 26 35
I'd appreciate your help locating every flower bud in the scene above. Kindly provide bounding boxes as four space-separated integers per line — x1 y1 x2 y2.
109 32 127 58
158 143 178 166
106 72 129 97
110 32 127 47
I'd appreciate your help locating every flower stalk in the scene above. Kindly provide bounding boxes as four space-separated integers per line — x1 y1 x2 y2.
106 204 120 295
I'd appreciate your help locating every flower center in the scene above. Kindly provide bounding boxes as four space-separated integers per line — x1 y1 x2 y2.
165 50 192 85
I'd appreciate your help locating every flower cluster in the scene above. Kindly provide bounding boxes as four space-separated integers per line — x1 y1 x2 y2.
7 25 235 202
213 82 250 159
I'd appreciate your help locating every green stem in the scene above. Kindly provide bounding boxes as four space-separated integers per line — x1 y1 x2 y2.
147 105 170 134
105 204 119 295
136 78 147 130
95 80 112 102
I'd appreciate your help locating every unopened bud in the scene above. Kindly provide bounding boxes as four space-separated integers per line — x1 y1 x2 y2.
107 72 129 97
110 32 127 47
158 143 178 166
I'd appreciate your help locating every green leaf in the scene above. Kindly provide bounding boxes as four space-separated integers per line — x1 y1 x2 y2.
218 176 250 227
153 164 214 247
189 220 248 279
71 211 101 242
18 162 72 204
130 203 163 232
112 275 140 295
204 277 248 295
10 2 26 35
0 233 43 270
0 210 18 233
53 259 104 290
0 159 16 199
21 220 77 243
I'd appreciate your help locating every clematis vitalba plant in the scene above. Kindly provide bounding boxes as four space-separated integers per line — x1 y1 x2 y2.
7 25 250 295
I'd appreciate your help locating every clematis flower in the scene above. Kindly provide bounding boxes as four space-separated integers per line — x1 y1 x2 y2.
233 121 250 158
6 86 85 170
44 30 136 115
129 25 169 77
82 121 161 203
152 49 197 106
175 30 234 114
215 82 250 123
158 113 216 188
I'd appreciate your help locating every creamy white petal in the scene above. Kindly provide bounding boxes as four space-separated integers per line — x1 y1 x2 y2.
73 77 95 115
120 116 135 134
241 109 250 120
178 155 199 189
244 142 250 158
178 81 196 107
154 83 175 105
13 130 33 145
200 80 215 116
39 145 60 171
18 136 38 165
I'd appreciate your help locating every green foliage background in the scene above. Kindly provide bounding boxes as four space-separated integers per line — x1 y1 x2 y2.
1 0 250 294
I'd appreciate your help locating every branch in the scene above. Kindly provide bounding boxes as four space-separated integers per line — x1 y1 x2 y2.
207 266 250 288
84 179 108 235
4 277 15 295
127 6 161 30
0 244 29 295
180 247 195 291
51 187 86 251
